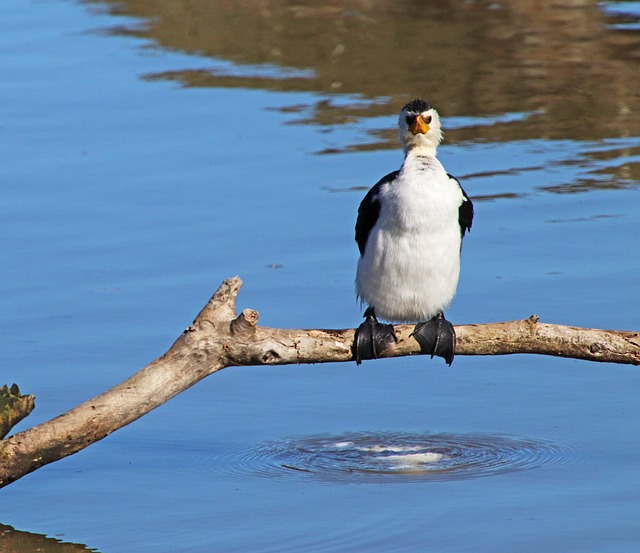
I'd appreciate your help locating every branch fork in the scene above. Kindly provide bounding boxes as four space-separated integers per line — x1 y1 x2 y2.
1 276 638 488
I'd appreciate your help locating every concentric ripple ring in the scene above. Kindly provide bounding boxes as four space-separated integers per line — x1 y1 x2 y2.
199 431 575 484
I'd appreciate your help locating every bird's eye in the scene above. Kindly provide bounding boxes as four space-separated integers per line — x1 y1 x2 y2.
405 115 415 125
424 115 432 124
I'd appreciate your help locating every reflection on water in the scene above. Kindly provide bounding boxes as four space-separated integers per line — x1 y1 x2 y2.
0 524 98 553
83 0 640 198
87 0 640 144
601 0 640 29
188 432 575 484
324 137 640 200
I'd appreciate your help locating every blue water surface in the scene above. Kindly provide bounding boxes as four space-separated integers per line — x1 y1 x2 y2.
1 1 639 552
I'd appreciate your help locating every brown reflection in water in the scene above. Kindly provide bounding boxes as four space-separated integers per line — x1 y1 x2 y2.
86 0 638 143
0 524 98 553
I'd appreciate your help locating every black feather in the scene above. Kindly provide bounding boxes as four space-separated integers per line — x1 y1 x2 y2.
355 170 399 256
402 98 432 114
448 173 474 238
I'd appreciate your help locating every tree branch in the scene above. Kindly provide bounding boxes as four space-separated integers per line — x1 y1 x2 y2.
1 276 638 488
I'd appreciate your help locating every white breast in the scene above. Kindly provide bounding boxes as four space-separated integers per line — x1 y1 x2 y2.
356 156 464 322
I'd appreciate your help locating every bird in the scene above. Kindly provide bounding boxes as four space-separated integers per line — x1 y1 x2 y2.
354 98 474 365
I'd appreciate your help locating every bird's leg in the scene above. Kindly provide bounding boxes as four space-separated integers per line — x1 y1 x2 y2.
353 307 397 365
410 311 456 365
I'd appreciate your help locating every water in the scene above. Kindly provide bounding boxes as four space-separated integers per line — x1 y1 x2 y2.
199 431 575 483
1 0 639 551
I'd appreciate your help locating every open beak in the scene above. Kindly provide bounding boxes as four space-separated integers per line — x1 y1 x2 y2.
409 115 430 135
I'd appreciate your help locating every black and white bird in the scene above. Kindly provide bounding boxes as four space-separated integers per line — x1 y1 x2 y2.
354 98 474 365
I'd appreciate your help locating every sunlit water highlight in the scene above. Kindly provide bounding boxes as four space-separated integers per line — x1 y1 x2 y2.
194 432 575 484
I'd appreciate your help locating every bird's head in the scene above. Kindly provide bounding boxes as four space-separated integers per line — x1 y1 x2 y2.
398 98 442 154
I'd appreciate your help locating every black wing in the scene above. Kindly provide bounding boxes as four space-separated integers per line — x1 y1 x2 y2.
448 173 474 238
355 170 399 256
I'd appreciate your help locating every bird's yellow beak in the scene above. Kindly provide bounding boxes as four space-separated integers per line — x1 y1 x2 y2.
409 115 430 135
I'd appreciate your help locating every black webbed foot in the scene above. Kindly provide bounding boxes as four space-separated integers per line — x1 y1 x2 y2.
353 307 397 365
410 312 456 365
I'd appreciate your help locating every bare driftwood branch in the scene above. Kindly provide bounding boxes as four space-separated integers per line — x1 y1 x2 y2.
1 276 638 488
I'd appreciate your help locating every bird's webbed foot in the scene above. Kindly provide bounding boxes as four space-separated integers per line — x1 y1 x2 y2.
410 312 456 365
353 307 397 365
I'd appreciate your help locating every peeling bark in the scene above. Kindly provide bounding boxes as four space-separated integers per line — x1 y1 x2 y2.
1 276 638 488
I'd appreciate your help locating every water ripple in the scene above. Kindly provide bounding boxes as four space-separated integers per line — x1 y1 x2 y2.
196 431 575 484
